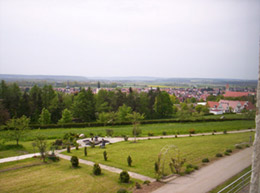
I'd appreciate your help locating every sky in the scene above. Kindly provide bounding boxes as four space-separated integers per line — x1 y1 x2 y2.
0 0 259 79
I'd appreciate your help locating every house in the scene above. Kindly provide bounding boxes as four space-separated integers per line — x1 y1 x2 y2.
223 91 252 98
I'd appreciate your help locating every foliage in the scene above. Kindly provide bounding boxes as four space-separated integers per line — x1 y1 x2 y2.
119 171 130 183
39 108 51 125
127 155 132 166
58 108 73 124
169 153 186 174
34 134 48 162
226 149 232 153
117 104 132 122
5 115 30 145
135 182 141 189
84 147 87 156
189 129 196 134
202 158 209 163
93 163 101 175
216 153 223 157
70 156 79 167
97 112 111 126
127 112 144 142
106 129 114 137
117 189 128 193
154 91 173 118
103 151 108 161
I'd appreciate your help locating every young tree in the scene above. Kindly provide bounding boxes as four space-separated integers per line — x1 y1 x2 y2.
34 134 48 162
5 115 30 145
126 112 144 142
117 104 132 122
58 108 73 124
97 112 110 126
39 108 51 124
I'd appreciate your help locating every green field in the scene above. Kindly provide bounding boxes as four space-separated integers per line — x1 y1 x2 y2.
0 158 138 193
0 120 254 159
10 120 255 141
63 132 254 178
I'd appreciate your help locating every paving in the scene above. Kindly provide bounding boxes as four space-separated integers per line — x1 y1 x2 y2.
153 147 253 193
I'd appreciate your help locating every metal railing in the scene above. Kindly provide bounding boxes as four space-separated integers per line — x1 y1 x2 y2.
217 170 252 193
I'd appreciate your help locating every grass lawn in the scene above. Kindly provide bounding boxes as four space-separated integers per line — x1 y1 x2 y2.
8 120 254 141
0 140 54 159
63 132 254 178
0 158 138 193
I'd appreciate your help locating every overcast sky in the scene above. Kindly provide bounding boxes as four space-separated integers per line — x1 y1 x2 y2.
0 0 259 79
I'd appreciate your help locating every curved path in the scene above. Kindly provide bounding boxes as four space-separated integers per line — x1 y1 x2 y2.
153 147 253 193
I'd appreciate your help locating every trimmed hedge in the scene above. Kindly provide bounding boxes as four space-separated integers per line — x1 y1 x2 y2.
28 117 253 129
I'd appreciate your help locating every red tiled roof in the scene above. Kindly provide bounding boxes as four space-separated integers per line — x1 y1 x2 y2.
223 91 250 98
207 101 219 108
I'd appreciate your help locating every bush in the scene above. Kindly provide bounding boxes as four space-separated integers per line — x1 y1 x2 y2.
185 167 194 174
162 131 167 135
148 132 154 136
124 136 128 141
236 145 242 149
93 163 101 175
216 153 223 157
224 152 230 156
119 171 130 183
132 127 142 137
84 147 87 156
135 182 142 189
186 164 198 170
103 151 108 161
189 129 195 134
226 149 232 153
223 130 227 134
117 189 128 193
143 180 151 185
48 154 60 162
70 156 79 167
53 139 63 146
175 134 178 138
127 155 132 166
106 129 114 137
202 158 209 163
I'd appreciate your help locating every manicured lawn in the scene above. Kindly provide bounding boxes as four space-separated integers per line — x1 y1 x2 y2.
0 158 137 193
63 132 254 178
9 120 254 141
0 140 54 159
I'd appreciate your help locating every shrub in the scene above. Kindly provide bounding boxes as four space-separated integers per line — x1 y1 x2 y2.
175 135 178 138
124 136 128 141
127 155 132 166
143 180 151 185
185 167 194 174
223 130 227 134
193 165 199 170
216 153 223 157
106 129 114 137
53 139 63 146
148 137 151 140
103 151 108 161
202 158 209 163
148 132 154 136
90 142 95 148
186 164 198 170
70 156 79 167
236 145 242 149
246 144 250 148
226 149 232 153
189 129 195 134
162 131 167 135
224 152 230 156
93 163 101 175
117 189 128 193
135 182 142 189
119 171 130 183
84 147 87 156
48 154 60 162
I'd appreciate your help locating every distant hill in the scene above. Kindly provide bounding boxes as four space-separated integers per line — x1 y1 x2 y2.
0 74 88 81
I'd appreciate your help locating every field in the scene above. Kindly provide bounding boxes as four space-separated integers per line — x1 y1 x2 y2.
0 158 138 193
15 120 256 140
0 120 254 159
63 132 254 178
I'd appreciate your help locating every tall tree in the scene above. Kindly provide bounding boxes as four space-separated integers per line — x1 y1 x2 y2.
154 91 173 118
95 89 111 113
250 44 260 193
19 91 31 117
72 87 96 122
58 108 73 124
29 85 43 123
49 93 65 123
117 104 132 122
41 85 56 109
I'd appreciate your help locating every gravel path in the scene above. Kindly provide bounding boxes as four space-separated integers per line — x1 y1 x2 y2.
153 147 253 193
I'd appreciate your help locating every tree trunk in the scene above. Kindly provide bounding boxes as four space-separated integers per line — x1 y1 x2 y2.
249 41 260 193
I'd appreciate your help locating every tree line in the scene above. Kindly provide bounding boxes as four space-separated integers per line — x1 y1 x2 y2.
0 80 209 125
